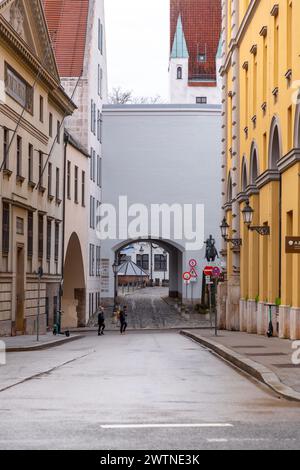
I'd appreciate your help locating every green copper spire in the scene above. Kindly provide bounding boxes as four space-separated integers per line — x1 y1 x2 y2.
171 15 189 59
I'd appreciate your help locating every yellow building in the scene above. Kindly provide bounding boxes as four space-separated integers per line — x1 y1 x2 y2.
220 0 300 340
0 0 75 335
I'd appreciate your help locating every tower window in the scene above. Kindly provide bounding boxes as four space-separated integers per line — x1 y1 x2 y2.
196 97 207 104
198 53 207 63
177 66 182 80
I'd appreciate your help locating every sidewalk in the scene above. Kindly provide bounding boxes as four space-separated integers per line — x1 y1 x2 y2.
181 329 300 402
2 333 84 352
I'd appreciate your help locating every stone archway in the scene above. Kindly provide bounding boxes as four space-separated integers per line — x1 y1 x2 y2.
113 237 185 300
62 232 86 328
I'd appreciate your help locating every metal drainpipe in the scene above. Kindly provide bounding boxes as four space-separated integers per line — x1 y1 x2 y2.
60 132 68 313
279 173 282 300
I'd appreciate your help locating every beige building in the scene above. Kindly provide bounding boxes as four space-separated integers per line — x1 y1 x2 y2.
0 0 75 336
62 131 90 329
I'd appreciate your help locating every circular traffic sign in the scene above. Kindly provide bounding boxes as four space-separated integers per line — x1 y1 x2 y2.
183 272 191 281
203 266 214 276
212 267 221 278
189 259 197 268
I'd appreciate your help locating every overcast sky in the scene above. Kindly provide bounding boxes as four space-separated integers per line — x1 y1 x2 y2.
105 0 170 101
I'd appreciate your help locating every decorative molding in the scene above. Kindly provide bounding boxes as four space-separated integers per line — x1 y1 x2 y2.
242 61 249 71
250 44 257 55
285 69 292 81
256 169 280 189
223 202 233 212
270 4 279 17
277 148 300 174
245 184 259 197
236 192 248 203
259 26 268 37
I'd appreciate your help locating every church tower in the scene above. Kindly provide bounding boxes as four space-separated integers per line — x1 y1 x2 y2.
169 0 222 105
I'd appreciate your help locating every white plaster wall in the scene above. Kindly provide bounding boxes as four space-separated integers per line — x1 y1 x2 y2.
102 104 222 302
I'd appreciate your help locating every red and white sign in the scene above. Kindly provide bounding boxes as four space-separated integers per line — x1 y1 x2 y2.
183 272 191 282
203 266 214 276
212 267 221 278
190 268 198 278
189 259 197 268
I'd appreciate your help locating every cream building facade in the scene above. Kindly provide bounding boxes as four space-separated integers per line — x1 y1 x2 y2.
0 0 75 336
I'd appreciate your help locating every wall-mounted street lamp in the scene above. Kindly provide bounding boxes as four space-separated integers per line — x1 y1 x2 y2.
220 217 242 247
242 201 270 236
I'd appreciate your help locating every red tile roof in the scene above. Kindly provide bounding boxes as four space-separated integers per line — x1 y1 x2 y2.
171 0 221 83
42 0 89 77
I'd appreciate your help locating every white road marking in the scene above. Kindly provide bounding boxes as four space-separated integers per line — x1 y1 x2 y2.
207 439 228 443
101 423 233 429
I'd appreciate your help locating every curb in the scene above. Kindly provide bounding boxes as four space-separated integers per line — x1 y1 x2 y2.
181 330 300 403
6 334 85 352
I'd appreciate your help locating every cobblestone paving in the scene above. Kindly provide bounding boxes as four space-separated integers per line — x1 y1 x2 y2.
90 287 212 331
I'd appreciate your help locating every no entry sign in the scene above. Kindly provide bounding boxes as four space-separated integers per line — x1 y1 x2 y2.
203 266 214 276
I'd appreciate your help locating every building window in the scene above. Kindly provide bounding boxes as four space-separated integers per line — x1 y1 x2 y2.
48 163 52 197
39 151 43 186
16 135 22 177
38 214 44 259
39 95 44 123
49 112 53 137
56 168 60 201
96 246 101 277
57 121 61 144
55 222 59 262
2 203 10 255
3 128 9 170
28 144 33 182
74 166 78 203
16 217 24 235
98 19 103 54
198 52 207 63
27 211 33 258
196 97 207 104
4 63 33 113
82 171 85 207
97 110 101 141
89 244 95 276
67 161 71 199
177 66 182 80
90 196 95 229
154 254 167 272
97 156 102 187
136 254 149 271
47 219 52 261
98 65 103 98
91 101 96 134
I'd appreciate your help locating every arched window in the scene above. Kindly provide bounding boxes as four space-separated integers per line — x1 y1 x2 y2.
269 117 282 169
227 173 233 202
250 149 259 184
177 66 182 80
241 158 248 192
294 104 300 148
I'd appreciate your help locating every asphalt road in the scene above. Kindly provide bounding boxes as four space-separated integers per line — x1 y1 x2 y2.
1 331 300 450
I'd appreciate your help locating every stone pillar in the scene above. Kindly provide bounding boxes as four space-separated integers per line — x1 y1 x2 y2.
247 300 257 333
279 305 291 339
239 298 247 332
257 302 267 335
290 307 300 340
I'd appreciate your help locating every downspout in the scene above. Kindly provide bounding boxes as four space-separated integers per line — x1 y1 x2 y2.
60 132 68 311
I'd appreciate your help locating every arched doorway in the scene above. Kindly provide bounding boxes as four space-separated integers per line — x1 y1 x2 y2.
62 232 86 328
113 237 184 301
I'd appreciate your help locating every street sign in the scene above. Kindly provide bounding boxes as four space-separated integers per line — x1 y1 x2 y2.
204 266 214 276
286 237 300 253
212 267 221 278
190 267 198 278
183 272 191 281
189 259 197 268
206 276 213 285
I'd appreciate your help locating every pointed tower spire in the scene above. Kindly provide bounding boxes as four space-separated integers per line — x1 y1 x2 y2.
171 14 189 59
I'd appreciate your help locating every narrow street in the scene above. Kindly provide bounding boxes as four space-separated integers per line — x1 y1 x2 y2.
1 331 300 450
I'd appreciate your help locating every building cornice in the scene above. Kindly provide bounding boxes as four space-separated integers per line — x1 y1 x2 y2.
221 0 260 74
256 169 280 189
223 202 233 212
278 149 300 174
245 184 259 197
0 17 75 115
236 191 248 203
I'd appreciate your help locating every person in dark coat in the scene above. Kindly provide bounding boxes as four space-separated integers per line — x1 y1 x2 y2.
98 307 106 336
120 306 128 335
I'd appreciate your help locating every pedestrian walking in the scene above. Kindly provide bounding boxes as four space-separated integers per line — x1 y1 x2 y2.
120 306 128 335
97 306 106 336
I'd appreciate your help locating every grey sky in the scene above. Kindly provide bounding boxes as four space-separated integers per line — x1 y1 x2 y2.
105 0 170 101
